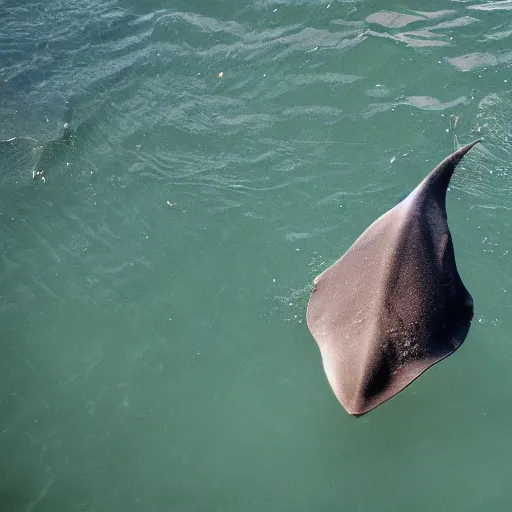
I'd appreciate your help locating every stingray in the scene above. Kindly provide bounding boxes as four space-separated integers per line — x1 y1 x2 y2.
306 140 480 417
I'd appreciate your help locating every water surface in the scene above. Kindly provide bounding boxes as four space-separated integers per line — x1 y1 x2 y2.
1 1 511 510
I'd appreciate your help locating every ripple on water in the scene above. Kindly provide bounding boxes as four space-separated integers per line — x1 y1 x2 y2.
0 138 43 189
468 1 512 11
457 92 512 209
366 9 478 48
446 52 499 71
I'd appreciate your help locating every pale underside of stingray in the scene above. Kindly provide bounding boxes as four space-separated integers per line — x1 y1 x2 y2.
306 140 481 417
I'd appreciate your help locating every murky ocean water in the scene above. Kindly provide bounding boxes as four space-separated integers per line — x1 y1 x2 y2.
1 1 511 510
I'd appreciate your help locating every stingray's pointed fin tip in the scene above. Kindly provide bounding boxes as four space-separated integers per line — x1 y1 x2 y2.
342 396 374 418
459 138 481 155
346 403 374 418
450 138 481 164
428 138 481 187
448 139 482 165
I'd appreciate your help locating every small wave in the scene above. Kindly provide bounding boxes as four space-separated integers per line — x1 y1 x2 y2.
366 10 478 47
406 95 469 111
456 92 512 211
446 52 498 71
468 1 512 11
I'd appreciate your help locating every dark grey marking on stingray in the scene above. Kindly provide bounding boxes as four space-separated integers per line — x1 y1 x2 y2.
306 140 481 417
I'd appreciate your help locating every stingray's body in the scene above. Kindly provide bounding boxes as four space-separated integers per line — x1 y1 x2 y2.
306 140 480 417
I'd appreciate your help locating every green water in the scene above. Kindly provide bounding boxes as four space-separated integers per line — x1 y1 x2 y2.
1 1 512 510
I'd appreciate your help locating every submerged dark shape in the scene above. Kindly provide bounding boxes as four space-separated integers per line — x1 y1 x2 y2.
306 140 481 417
0 101 75 185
